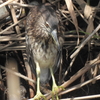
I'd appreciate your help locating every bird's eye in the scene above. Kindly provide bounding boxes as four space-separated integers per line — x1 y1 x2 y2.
45 22 50 28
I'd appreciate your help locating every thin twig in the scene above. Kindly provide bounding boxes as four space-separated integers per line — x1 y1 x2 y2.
47 0 60 4
9 3 34 7
0 45 25 51
60 94 100 100
10 5 21 34
0 42 17 51
61 56 76 81
59 9 83 31
0 36 25 42
73 4 88 24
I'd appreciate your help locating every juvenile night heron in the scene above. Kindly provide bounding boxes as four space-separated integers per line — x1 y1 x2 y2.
26 2 61 100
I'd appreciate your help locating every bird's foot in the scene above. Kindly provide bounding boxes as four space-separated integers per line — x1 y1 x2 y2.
52 85 65 100
29 91 47 100
52 85 59 100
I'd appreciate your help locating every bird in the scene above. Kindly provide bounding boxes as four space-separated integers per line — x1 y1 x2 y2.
25 2 61 100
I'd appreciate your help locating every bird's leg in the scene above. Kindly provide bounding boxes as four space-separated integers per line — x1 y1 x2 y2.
36 62 41 94
50 68 59 100
30 61 46 100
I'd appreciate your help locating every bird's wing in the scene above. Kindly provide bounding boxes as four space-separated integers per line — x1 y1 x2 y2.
53 43 62 73
53 10 64 73
26 35 36 75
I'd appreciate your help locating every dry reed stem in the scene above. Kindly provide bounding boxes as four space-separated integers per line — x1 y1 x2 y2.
0 17 26 35
0 65 36 83
0 0 14 8
59 74 100 95
71 24 100 59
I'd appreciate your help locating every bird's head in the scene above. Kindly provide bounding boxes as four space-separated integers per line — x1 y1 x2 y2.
34 3 59 45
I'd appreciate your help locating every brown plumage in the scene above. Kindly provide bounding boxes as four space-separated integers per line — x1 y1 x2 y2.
26 2 61 99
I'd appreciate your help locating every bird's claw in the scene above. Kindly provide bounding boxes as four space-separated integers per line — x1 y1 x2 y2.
58 86 65 91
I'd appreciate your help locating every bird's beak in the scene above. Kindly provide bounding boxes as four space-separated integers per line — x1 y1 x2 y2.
51 29 59 46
